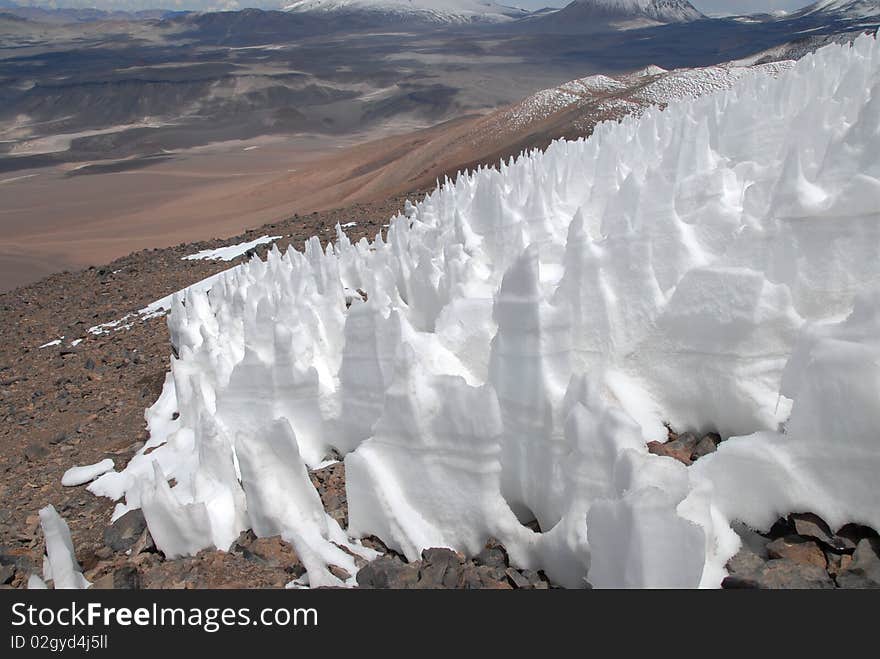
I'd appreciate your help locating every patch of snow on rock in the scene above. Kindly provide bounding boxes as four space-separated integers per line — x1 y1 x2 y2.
182 235 282 262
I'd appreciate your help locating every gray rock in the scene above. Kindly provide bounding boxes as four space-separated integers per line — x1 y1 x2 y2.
103 509 147 552
836 538 880 588
690 435 719 461
23 443 48 461
730 521 770 558
474 538 509 569
0 564 14 585
92 565 140 590
460 564 511 589
727 546 833 588
757 559 835 589
0 547 34 572
726 546 767 578
505 567 532 589
521 569 550 589
419 548 465 588
356 556 420 589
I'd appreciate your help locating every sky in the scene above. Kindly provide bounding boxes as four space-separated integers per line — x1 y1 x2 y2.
2 0 821 15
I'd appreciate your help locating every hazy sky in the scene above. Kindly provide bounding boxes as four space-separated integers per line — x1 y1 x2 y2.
5 0 819 16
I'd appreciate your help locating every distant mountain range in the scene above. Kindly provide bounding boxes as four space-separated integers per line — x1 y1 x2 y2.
283 0 529 23
281 0 700 25
2 0 879 29
523 0 702 30
796 0 880 19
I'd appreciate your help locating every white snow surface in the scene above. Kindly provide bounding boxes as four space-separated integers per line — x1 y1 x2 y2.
182 235 282 262
89 35 880 588
61 459 115 487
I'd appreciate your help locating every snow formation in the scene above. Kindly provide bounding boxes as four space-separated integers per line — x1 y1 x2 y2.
61 459 115 487
31 506 90 589
90 35 880 588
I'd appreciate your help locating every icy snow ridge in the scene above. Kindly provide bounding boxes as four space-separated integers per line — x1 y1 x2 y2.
91 35 880 588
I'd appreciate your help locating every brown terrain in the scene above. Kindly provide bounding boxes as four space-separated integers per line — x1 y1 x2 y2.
0 68 658 293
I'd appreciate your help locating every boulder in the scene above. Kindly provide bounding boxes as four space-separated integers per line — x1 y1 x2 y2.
103 509 147 552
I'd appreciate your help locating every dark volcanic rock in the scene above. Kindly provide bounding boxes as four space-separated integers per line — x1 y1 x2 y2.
356 539 543 589
92 565 141 590
103 509 147 552
356 555 420 589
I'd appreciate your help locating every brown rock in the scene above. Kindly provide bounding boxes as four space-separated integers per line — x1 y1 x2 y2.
766 536 827 569
790 512 852 551
245 536 301 571
328 565 351 582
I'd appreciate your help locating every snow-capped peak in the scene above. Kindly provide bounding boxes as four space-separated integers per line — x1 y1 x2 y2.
800 0 880 19
283 0 528 23
556 0 702 22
